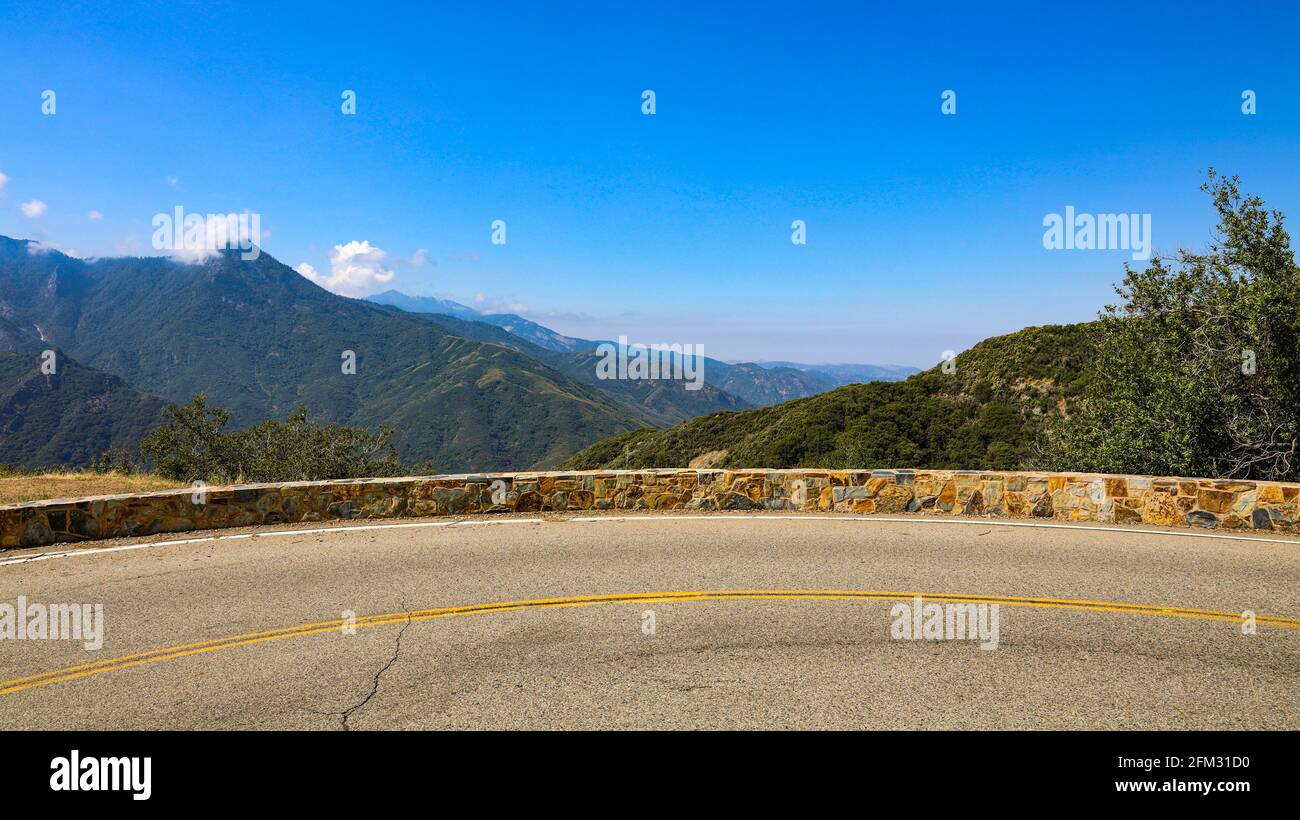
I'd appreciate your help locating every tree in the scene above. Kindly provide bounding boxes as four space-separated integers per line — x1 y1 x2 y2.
1057 171 1300 479
140 395 403 483
139 394 236 482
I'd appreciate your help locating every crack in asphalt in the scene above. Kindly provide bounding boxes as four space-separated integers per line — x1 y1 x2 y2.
335 605 414 731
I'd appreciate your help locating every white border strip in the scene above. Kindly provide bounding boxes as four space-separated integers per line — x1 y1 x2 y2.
3 512 1294 568
0 518 544 567
568 514 1300 546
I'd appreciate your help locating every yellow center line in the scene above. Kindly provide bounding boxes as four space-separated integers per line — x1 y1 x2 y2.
1 590 1295 697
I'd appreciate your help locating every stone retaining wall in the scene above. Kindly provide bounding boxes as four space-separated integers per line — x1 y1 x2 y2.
3 468 1298 550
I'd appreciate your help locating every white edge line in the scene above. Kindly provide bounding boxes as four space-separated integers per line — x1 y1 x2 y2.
567 515 1300 546
0 518 545 566
3 513 1293 568
266 521 455 537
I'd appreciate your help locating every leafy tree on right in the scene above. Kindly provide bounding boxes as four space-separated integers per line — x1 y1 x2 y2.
1054 171 1300 481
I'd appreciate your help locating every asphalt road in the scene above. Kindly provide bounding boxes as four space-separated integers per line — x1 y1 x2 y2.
0 513 1296 729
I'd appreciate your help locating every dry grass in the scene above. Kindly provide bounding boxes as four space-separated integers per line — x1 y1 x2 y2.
0 472 186 505
687 449 729 468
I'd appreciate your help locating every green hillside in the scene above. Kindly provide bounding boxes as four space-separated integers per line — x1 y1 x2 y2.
0 350 167 468
561 323 1099 470
377 304 841 413
382 307 751 427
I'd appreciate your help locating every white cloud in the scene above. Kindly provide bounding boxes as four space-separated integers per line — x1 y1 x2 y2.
0 171 8 195
27 240 82 258
472 292 529 314
88 209 104 220
296 240 396 296
154 211 261 263
20 199 47 218
409 247 431 266
164 175 179 187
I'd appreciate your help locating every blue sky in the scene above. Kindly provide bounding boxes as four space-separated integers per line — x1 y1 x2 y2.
1 0 1297 366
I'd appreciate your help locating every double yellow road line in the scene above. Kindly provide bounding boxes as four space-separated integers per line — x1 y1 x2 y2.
2 590 1296 697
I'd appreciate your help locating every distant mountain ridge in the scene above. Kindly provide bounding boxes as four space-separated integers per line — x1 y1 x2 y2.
754 361 920 386
367 290 600 353
365 289 916 404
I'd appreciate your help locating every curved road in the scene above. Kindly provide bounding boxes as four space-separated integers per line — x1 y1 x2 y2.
0 514 1296 729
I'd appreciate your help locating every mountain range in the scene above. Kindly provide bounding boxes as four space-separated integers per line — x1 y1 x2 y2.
367 290 601 353
364 290 919 404
750 361 921 384
0 237 915 470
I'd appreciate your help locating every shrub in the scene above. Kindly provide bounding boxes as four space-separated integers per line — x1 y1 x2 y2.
140 395 403 483
90 448 139 475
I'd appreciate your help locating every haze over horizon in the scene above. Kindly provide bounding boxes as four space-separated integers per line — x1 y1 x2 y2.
2 1 1298 366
